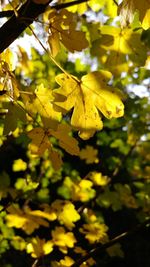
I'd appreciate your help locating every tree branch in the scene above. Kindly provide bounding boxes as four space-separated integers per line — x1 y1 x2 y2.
0 0 52 54
54 0 88 10
0 0 88 18
0 10 14 18
0 0 89 53
72 218 150 267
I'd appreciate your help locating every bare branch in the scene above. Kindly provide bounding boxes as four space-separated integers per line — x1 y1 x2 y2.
0 0 88 18
53 0 88 10
0 10 14 18
0 0 52 54
72 218 150 267
0 0 89 53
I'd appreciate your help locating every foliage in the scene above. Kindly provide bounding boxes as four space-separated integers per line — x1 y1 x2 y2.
0 0 150 266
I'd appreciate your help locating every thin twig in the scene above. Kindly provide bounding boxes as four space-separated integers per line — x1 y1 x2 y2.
28 25 73 77
53 0 88 10
0 10 13 18
32 259 39 267
113 0 119 6
72 218 150 267
0 0 89 18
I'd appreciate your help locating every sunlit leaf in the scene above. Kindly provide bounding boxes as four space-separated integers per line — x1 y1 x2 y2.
54 71 124 139
51 200 80 229
3 102 26 135
80 222 108 244
51 226 77 253
27 237 53 258
50 124 80 155
119 0 150 29
48 9 88 56
24 84 61 130
28 127 51 156
6 205 49 234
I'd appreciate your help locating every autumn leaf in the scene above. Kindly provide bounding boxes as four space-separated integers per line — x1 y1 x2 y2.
24 84 61 130
50 124 80 156
80 222 108 244
28 127 63 169
54 71 124 139
52 226 77 253
0 50 19 99
48 9 88 56
88 172 110 186
119 0 150 29
12 159 27 172
91 26 147 74
51 200 80 229
3 102 26 135
59 256 75 267
27 237 53 258
79 145 99 164
49 149 63 170
28 127 51 156
0 48 16 71
6 205 50 234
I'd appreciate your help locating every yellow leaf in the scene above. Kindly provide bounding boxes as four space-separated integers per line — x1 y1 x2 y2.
52 226 77 253
0 48 16 71
49 149 63 170
51 200 80 229
60 256 75 267
0 51 19 99
28 126 65 167
79 145 99 164
92 26 147 74
27 237 53 258
48 31 60 57
26 206 57 222
6 205 49 234
142 8 150 30
71 179 95 202
13 159 27 172
88 0 117 18
80 222 108 244
88 172 110 186
54 71 124 139
24 84 61 130
119 0 150 29
74 246 86 256
58 202 80 229
50 124 80 156
48 9 88 56
3 102 26 135
40 203 57 221
28 127 51 156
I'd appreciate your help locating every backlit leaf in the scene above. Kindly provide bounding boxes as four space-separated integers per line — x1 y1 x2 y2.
3 102 26 135
54 71 124 139
27 237 53 258
28 127 51 156
48 9 88 56
6 205 49 234
24 84 61 130
51 226 77 253
119 0 150 29
50 124 80 156
80 222 108 244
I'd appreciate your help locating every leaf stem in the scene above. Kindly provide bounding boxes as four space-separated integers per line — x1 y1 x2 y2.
28 25 72 77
